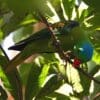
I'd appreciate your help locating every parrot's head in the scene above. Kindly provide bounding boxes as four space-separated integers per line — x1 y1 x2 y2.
73 42 93 63
57 21 79 34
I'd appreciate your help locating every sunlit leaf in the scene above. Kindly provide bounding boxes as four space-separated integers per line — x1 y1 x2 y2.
0 66 12 91
90 72 100 100
87 61 100 76
79 9 88 22
49 92 70 100
67 65 91 97
25 63 42 100
78 69 91 96
35 74 62 99
13 25 33 43
87 13 100 29
25 54 60 100
66 65 84 93
93 50 100 65
61 0 75 20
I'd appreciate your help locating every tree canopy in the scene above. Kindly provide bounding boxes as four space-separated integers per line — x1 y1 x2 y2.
0 0 100 100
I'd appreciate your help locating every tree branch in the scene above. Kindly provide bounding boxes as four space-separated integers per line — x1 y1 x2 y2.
77 67 100 84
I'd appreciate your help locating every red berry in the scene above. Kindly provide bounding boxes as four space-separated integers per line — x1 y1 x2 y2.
73 58 81 68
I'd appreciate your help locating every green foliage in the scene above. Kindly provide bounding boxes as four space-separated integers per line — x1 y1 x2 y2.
0 85 8 100
5 0 53 17
0 55 23 99
24 54 62 100
61 0 75 20
35 74 62 100
0 66 11 91
87 13 100 29
83 0 100 12
0 0 100 100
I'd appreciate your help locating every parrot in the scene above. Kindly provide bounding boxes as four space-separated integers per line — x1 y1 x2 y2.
7 21 93 72
8 21 80 52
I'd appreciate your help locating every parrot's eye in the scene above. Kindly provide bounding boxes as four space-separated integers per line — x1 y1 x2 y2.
74 46 84 54
78 48 84 52
77 48 84 54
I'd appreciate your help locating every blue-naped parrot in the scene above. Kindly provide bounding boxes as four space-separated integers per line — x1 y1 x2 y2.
74 41 93 62
7 21 93 72
8 21 80 51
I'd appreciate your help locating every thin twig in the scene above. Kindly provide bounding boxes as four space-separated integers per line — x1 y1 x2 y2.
77 67 100 84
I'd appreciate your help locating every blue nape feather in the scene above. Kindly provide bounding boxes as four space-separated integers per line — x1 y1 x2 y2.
82 42 93 61
74 42 93 62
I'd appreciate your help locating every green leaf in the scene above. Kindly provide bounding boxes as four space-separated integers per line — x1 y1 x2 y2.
78 69 91 96
66 65 91 97
49 0 65 20
90 73 100 100
2 14 25 36
19 63 34 86
87 13 100 29
83 0 100 12
35 74 62 100
38 64 51 87
13 25 33 43
0 0 9 16
93 50 100 65
0 55 22 100
5 0 30 17
49 92 70 100
5 0 53 17
25 63 42 100
24 55 52 100
32 0 53 16
0 86 8 100
0 55 8 69
66 65 84 94
7 71 23 100
2 13 37 37
89 30 100 53
79 9 88 22
0 29 3 41
25 54 60 100
87 61 100 76
0 66 12 92
61 0 75 20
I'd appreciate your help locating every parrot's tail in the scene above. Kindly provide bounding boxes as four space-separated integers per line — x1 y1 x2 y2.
8 42 27 51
